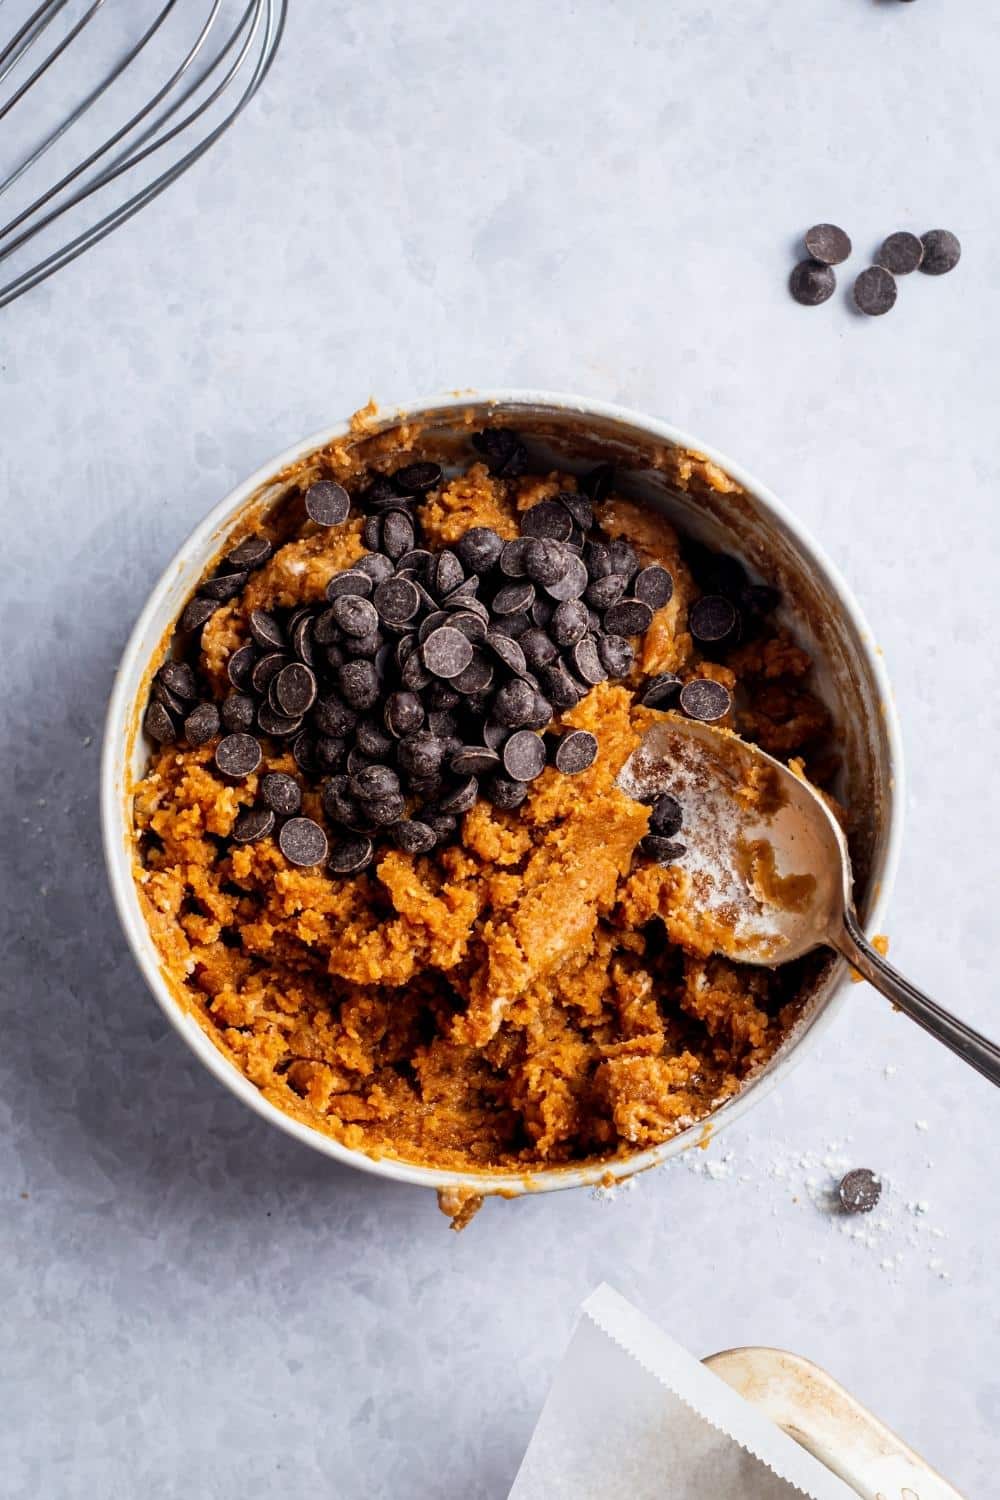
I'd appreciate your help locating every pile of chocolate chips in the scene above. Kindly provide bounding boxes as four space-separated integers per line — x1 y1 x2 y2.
145 432 754 874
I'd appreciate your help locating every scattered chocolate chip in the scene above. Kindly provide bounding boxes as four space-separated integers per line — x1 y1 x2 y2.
232 806 275 844
384 690 424 738
484 629 528 677
472 426 528 477
606 539 639 578
397 731 447 780
331 594 379 638
373 576 420 626
554 730 598 774
184 701 220 746
338 659 381 710
519 628 557 671
358 552 394 584
551 598 589 647
679 678 732 722
249 609 285 651
394 460 442 493
493 677 538 728
789 259 836 307
278 816 328 867
363 474 401 509
452 652 494 694
274 662 318 718
503 729 547 782
225 643 255 692
382 510 415 560
457 526 504 573
649 793 683 837
179 596 220 632
394 819 437 854
144 700 177 744
450 746 502 776
433 550 465 598
437 776 478 815
853 265 897 316
838 1168 882 1214
259 772 302 817
224 535 273 571
257 702 303 738
640 673 682 708
569 635 607 686
919 228 961 276
633 565 674 610
539 660 586 710
222 693 256 732
198 571 248 602
804 223 852 266
305 480 351 527
522 500 573 543
215 733 262 778
640 835 686 865
524 538 568 586
422 625 474 680
556 490 593 531
326 570 373 601
689 594 739 646
877 231 924 276
493 582 535 617
499 538 530 578
585 573 627 610
604 599 654 636
157 660 199 700
251 652 287 695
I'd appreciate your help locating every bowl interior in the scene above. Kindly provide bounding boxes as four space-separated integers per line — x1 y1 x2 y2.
104 393 901 1196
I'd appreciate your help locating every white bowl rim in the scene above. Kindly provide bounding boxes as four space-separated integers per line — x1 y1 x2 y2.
100 388 906 1198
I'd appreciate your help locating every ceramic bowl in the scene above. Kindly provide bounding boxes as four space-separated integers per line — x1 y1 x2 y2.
101 390 904 1200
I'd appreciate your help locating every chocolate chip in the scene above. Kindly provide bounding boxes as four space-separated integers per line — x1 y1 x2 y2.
689 594 739 646
604 599 654 636
400 651 432 691
326 570 374 602
502 730 547 782
519 628 557 671
649 793 683 836
394 460 442 493
804 223 852 266
853 265 897 316
231 806 275 844
184 701 221 746
427 548 460 595
278 816 328 867
215 733 262 778
315 735 346 771
382 510 416 561
437 776 478 814
584 573 627 610
569 635 607 686
457 526 504 573
251 652 287 695
305 480 351 527
393 819 437 854
554 730 597 774
397 732 446 779
493 582 535 617
558 491 594 531
877 231 923 276
338 659 380 710
444 587 486 620
472 427 528 477
358 552 394 584
539 660 586 710
919 228 961 276
486 775 528 810
499 538 530 578
384 690 424 738
224 535 273 571
580 462 615 504
373 575 420 626
422 625 474 680
452 652 494 694
179 596 220 633
584 539 612 579
551 598 589 647
789 259 836 307
222 693 256 732
545 553 588 601
679 678 732 722
640 835 686 865
330 595 379 639
259 772 302 816
314 693 357 738
838 1168 882 1214
450 746 502 776
144 700 177 744
198 571 248 602
524 538 568 586
328 835 375 874
634 565 674 610
350 763 400 802
274 662 318 717
363 474 401 509
257 702 303 738
221 644 253 693
640 673 682 707
606 540 639 579
157 660 199 700
598 634 635 677
493 677 538 728
291 733 321 774
522 500 573 542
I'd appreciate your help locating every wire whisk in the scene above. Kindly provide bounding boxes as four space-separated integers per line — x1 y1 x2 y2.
0 0 287 309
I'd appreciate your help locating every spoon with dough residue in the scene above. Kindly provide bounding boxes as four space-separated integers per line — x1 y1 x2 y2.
619 714 1000 1087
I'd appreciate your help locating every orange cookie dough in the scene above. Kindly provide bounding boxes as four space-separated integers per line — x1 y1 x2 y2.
133 457 833 1173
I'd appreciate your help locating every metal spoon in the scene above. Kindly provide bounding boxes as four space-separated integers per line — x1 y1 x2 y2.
620 715 1000 1086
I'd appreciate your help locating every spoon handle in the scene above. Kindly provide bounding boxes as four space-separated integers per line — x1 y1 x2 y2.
835 911 1000 1088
